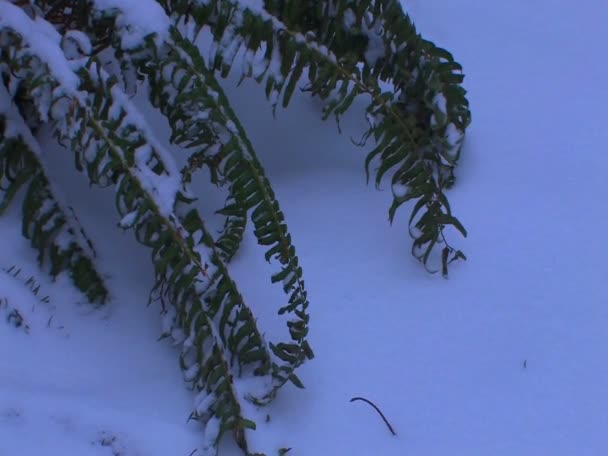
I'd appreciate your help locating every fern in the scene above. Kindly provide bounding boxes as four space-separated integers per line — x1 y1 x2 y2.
86 7 313 399
0 84 109 304
1 7 254 450
0 3 312 452
1 0 471 454
162 0 471 275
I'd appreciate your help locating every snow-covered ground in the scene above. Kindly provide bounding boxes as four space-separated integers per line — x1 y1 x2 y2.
2 1 608 455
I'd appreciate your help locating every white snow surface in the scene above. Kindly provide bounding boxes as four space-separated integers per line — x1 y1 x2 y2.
2 1 608 455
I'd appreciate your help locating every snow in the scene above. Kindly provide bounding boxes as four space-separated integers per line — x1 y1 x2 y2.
0 83 98 262
0 218 202 455
2 1 608 456
343 8 357 29
118 210 139 228
433 92 447 116
92 0 170 50
195 391 216 415
392 183 409 198
0 2 81 103
62 30 93 58
184 363 200 382
362 16 386 66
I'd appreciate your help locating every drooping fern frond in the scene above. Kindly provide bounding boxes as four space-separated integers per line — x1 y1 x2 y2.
0 4 276 452
145 28 314 398
74 3 313 401
276 0 471 273
1 0 472 454
161 0 470 275
0 84 109 304
214 192 248 263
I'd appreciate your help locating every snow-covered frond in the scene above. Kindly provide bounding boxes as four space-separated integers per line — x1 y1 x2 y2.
1 0 472 452
85 5 313 401
214 191 248 263
0 4 275 453
0 84 110 304
161 0 470 274
265 0 471 273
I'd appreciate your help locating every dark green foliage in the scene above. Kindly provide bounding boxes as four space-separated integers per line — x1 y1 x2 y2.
1 1 471 454
0 4 312 449
163 0 471 275
0 99 109 304
98 22 314 399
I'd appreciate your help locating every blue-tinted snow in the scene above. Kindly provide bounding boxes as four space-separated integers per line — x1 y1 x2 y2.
1 1 607 455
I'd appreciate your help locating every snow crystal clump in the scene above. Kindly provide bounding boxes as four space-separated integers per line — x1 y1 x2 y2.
92 0 170 50
161 307 177 335
183 363 200 382
434 93 447 115
62 30 92 59
0 3 80 92
195 391 217 416
362 17 385 66
446 123 463 149
343 9 357 28
392 183 409 199
118 211 138 228
200 417 221 456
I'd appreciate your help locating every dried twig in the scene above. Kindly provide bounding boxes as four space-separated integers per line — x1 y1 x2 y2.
350 396 397 436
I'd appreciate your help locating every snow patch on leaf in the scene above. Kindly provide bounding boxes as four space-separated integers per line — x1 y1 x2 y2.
392 183 409 199
92 0 170 50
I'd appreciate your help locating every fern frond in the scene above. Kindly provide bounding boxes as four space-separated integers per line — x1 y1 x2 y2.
159 28 314 399
162 0 470 275
280 0 471 272
215 192 248 263
0 85 109 304
88 7 313 400
281 0 471 273
0 4 273 451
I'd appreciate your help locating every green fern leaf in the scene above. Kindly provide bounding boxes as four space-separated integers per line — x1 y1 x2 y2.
88 12 314 402
0 87 109 304
0 7 273 452
165 0 471 275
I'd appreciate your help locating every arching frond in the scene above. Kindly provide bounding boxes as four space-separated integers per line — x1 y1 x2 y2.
84 5 314 401
0 4 275 451
160 0 470 275
0 85 109 304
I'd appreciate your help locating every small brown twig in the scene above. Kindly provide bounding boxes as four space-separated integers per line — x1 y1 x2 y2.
350 396 397 436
